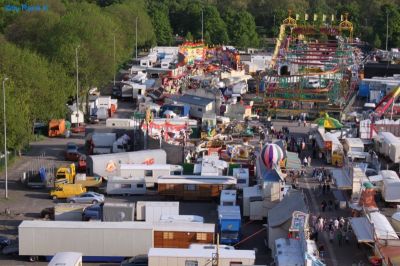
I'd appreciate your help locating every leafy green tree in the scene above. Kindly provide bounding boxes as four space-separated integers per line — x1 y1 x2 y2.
147 2 173 45
373 34 382 49
229 10 259 48
185 31 194 41
203 5 229 44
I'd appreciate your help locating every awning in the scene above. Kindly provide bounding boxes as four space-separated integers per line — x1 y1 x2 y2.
285 152 302 170
369 212 399 240
331 168 352 189
350 217 374 243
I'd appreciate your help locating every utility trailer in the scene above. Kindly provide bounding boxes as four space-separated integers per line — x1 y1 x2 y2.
19 221 153 262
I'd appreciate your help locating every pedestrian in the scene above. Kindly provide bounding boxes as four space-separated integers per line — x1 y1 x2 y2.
298 118 301 126
339 217 345 228
322 183 326 194
308 155 311 167
326 182 331 193
321 200 327 212
314 230 319 242
311 215 317 228
329 230 334 243
337 230 343 246
345 230 350 244
334 218 339 230
317 216 324 232
291 115 294 122
303 157 308 167
318 245 325 259
328 200 333 211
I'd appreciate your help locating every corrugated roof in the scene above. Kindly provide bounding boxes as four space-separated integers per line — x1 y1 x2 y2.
171 94 213 106
268 190 308 227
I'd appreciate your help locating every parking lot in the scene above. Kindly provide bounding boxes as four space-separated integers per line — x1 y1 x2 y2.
0 102 270 265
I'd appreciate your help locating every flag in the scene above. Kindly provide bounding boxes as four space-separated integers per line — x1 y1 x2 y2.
314 14 318 21
322 14 326 22
331 14 335 22
296 14 300 20
340 14 344 21
305 13 309 21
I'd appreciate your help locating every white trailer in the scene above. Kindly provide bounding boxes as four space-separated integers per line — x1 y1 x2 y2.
389 141 400 163
148 245 255 266
91 133 117 154
119 163 183 187
97 96 112 109
106 176 146 195
232 168 249 189
377 132 400 156
136 201 179 222
48 252 82 266
87 149 167 178
19 221 153 261
106 118 135 128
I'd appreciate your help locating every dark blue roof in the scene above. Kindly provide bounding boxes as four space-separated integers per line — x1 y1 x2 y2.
262 168 282 182
171 94 213 107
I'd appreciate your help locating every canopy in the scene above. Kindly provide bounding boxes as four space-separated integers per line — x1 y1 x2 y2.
314 113 343 129
350 217 374 243
331 168 352 189
370 212 399 240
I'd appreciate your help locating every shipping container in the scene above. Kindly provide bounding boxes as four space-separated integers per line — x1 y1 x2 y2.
19 221 153 262
148 245 255 266
106 118 135 128
87 150 167 179
91 133 117 155
157 175 236 200
83 202 135 221
136 201 179 222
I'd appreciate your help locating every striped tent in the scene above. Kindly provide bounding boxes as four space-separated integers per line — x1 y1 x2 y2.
260 143 284 169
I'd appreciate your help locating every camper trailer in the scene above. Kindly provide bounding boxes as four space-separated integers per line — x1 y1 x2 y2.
106 176 146 195
148 245 255 266
157 175 236 200
136 201 179 222
119 164 183 188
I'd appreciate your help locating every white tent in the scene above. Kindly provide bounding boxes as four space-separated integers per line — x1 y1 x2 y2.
382 179 400 203
370 212 399 240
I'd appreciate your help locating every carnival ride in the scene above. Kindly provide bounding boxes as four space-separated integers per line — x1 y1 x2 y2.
266 11 359 118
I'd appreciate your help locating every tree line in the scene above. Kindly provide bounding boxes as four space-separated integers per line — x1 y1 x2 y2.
0 0 399 152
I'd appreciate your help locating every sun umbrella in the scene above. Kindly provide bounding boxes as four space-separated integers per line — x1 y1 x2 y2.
315 113 343 129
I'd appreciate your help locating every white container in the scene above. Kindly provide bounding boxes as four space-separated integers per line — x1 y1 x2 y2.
106 118 135 128
19 221 153 257
97 96 111 109
220 190 237 206
136 201 179 222
233 168 249 189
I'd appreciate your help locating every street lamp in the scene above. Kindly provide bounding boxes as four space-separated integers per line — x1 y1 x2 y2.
75 46 80 127
2 77 8 199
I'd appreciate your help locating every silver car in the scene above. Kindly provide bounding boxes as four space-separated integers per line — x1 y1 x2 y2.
67 192 105 204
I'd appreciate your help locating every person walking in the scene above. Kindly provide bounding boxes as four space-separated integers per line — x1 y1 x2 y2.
337 230 343 246
345 230 350 244
322 183 326 194
334 218 340 230
321 200 327 212
308 155 312 167
329 230 334 243
303 157 308 167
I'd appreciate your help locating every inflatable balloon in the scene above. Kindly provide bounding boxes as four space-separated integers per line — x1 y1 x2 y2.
260 143 284 169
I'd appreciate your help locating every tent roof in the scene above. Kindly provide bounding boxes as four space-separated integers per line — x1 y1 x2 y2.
331 168 352 189
268 190 308 227
285 152 302 170
349 217 374 243
370 212 399 240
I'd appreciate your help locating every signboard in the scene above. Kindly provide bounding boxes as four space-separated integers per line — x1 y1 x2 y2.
179 42 206 65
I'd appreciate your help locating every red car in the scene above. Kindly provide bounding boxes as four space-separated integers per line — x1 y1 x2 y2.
65 142 81 161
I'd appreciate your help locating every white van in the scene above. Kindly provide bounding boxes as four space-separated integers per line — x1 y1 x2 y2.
48 252 82 266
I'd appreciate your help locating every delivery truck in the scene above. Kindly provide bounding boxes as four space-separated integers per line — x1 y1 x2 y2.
82 202 135 221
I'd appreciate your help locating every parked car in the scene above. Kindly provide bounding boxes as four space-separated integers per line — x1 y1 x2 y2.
67 192 105 204
40 207 55 220
120 255 148 266
65 143 80 161
2 241 18 256
0 236 11 249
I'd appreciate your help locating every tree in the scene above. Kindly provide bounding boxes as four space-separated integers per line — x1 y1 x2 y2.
147 2 173 45
203 5 229 44
373 34 382 49
185 31 194 41
229 10 259 48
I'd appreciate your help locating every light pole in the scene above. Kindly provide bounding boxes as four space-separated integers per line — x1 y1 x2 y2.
113 34 116 86
385 11 389 51
201 9 204 41
75 46 80 127
2 77 8 199
135 17 138 60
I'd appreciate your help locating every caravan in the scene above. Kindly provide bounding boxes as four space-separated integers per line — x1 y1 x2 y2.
106 176 146 195
119 164 183 188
